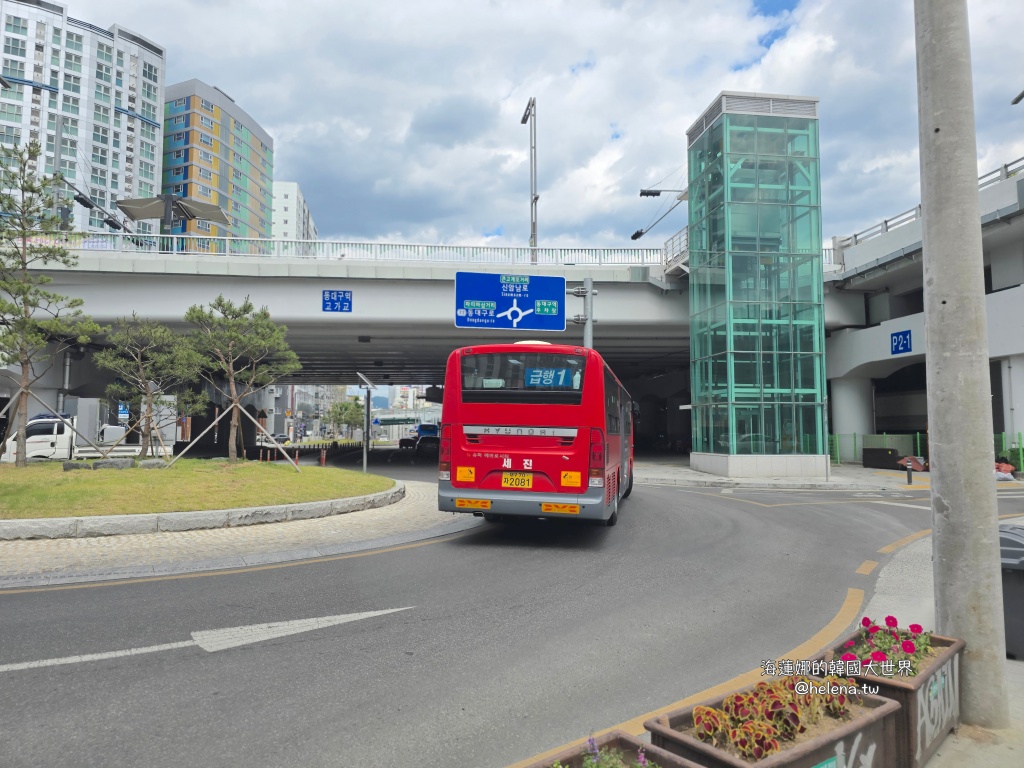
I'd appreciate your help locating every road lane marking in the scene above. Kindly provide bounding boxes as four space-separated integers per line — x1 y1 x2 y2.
0 607 412 673
506 588 865 768
873 501 931 510
856 560 879 575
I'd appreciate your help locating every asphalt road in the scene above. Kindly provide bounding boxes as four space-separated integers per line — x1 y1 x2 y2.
3 461 1018 768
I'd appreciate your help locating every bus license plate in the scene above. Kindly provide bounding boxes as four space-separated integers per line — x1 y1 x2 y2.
501 472 533 489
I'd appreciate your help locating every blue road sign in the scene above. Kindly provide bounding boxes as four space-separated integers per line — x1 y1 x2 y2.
454 271 566 332
372 418 380 426
891 330 912 355
322 290 353 312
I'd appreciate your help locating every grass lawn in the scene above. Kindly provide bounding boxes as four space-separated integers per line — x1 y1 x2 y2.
0 459 395 520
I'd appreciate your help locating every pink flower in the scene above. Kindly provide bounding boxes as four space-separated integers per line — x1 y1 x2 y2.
868 625 881 634
861 617 872 628
909 624 923 635
841 652 858 661
885 615 899 628
844 640 856 648
902 640 916 654
892 631 900 640
871 651 888 662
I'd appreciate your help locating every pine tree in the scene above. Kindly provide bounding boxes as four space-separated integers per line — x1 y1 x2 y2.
93 314 208 459
185 295 301 461
0 141 101 467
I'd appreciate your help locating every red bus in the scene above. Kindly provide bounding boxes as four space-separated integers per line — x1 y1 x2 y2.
437 341 635 525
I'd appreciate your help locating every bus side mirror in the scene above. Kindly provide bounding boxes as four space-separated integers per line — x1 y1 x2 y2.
425 386 443 404
632 402 641 424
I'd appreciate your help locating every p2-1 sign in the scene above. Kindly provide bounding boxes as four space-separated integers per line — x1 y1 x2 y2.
891 330 912 355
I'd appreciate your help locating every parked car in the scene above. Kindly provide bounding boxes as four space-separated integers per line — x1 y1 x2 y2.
258 433 291 446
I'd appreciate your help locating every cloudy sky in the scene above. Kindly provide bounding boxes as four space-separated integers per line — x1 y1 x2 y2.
70 0 1024 248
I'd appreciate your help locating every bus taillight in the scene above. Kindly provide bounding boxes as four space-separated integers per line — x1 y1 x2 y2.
439 424 452 480
589 428 605 487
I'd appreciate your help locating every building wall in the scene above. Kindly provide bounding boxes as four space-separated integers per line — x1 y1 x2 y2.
0 0 165 233
162 79 273 239
272 180 318 241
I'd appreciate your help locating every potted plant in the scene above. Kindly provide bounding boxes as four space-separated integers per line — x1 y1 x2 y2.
643 675 900 767
810 614 964 768
518 730 704 768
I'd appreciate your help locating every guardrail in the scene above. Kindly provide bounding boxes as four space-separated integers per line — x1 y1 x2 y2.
659 225 836 268
37 232 663 266
834 155 1024 251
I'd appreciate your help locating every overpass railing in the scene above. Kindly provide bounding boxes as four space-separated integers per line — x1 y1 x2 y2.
41 232 663 266
833 154 1024 252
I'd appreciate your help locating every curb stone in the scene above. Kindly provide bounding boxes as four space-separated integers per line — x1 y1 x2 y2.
0 481 406 541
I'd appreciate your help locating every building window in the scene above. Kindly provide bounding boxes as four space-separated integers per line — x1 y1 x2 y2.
172 131 185 142
140 141 155 161
3 36 25 57
171 148 185 160
173 97 187 108
198 167 212 181
61 95 79 115
139 182 154 197
200 115 214 130
95 84 111 103
2 58 24 79
90 167 107 186
93 125 108 144
140 102 157 121
94 104 110 124
0 125 19 144
5 16 27 35
142 62 158 82
97 42 113 63
63 73 80 93
142 81 158 102
198 149 213 164
0 103 22 122
65 32 83 52
232 169 242 181
139 161 155 180
96 62 111 83
198 184 211 198
1 81 23 99
59 158 74 179
91 146 107 165
64 52 81 72
139 123 156 142
200 98 214 113
50 116 78 135
171 115 186 125
196 220 211 232
116 50 123 67
171 185 184 196
198 132 213 147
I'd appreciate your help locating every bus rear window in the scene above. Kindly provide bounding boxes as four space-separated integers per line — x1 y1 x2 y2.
460 352 586 404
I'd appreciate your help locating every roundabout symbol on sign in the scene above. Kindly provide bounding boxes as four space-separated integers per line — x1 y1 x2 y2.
496 298 534 328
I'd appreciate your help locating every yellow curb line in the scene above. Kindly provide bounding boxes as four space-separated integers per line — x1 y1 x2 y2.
856 560 879 575
877 512 1023 556
504 588 865 768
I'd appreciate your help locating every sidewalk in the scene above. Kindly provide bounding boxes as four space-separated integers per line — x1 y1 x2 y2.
861 521 1024 765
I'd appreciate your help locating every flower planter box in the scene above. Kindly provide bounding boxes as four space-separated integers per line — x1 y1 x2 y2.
643 685 900 768
812 633 964 768
517 729 704 768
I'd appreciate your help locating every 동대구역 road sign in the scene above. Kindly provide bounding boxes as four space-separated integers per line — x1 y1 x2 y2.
454 271 566 332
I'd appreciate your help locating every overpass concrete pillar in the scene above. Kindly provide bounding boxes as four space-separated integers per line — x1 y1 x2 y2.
1002 355 1024 439
830 377 873 436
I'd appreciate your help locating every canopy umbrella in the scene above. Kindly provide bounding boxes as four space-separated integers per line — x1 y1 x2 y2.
116 195 230 232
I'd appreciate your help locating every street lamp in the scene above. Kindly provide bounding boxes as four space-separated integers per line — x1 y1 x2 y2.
521 97 538 261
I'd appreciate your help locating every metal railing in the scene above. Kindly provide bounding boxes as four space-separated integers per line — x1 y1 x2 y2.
829 431 1023 470
36 232 662 266
834 155 1024 251
658 225 836 268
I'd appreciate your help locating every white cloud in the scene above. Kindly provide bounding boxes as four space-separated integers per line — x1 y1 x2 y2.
67 0 1024 247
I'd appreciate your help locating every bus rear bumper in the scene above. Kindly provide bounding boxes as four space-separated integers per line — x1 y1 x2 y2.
437 481 610 522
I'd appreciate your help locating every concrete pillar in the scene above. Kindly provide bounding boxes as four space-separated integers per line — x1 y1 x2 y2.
1001 356 1024 439
915 0 1009 726
830 377 873 436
